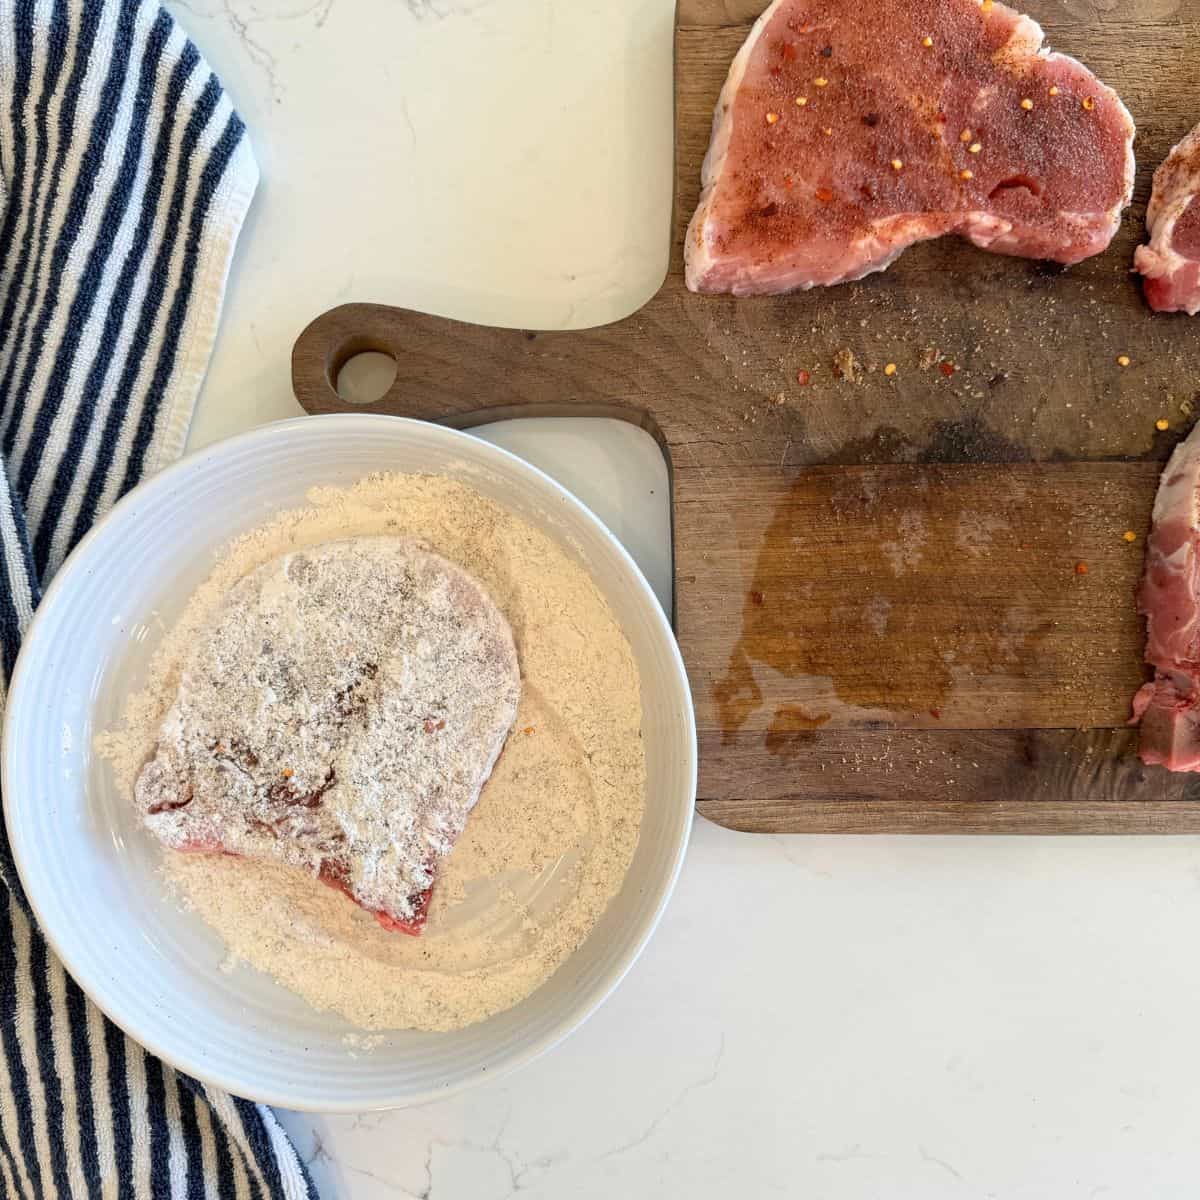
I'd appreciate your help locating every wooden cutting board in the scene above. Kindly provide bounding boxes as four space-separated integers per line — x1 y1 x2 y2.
292 0 1200 833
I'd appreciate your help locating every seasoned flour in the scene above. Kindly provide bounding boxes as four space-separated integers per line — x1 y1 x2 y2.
98 473 646 1032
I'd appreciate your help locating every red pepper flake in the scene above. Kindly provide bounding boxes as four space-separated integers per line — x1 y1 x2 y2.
522 726 535 735
815 186 834 202
939 360 956 376
1074 561 1089 575
782 41 798 60
282 768 294 779
422 717 447 734
797 368 811 386
929 708 942 719
750 590 765 606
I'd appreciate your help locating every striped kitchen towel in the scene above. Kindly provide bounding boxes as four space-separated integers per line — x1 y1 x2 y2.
0 3 318 1197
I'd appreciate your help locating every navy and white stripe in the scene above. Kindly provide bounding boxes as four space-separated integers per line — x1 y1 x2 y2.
0 4 318 1197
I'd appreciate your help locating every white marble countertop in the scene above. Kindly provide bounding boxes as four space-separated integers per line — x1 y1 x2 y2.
176 1 1200 1195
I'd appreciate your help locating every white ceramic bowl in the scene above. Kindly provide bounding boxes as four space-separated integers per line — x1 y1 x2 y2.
3 415 696 1111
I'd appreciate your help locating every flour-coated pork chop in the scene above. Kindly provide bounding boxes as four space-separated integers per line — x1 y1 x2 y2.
135 537 521 934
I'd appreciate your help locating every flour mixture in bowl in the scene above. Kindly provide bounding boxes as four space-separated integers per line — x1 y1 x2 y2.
99 473 647 1032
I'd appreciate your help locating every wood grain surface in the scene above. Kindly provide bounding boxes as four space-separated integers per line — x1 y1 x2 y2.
292 0 1200 832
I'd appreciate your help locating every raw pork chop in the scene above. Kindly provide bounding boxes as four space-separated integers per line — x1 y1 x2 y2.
686 0 1135 294
135 537 521 933
1131 423 1200 771
1134 122 1200 315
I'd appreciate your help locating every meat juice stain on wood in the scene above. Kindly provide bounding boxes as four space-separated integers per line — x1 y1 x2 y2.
764 704 833 758
710 463 1148 740
292 0 1200 830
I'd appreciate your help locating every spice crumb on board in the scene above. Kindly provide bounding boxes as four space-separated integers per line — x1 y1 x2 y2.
832 347 863 383
97 473 647 1034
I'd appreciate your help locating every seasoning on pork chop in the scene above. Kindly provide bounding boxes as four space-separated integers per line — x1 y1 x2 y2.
686 0 1135 295
1131 424 1200 771
1134 123 1200 315
135 537 521 933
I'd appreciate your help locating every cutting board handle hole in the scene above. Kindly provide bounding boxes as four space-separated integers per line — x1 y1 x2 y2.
335 350 399 406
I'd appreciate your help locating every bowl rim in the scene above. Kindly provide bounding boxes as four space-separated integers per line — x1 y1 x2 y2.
2 413 697 1110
